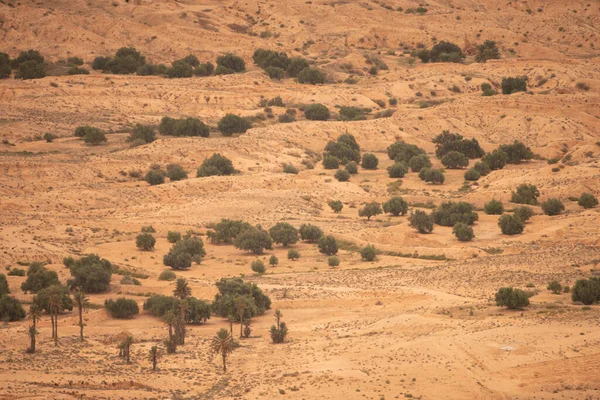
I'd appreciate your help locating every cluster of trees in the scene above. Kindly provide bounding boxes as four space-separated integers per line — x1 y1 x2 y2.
1 50 47 80
159 117 209 137
163 235 206 270
73 125 107 145
501 76 528 94
416 41 465 64
253 49 323 84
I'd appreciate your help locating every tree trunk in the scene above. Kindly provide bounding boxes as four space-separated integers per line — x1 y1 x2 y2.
31 318 37 352
222 353 227 372
152 355 157 371
78 307 84 341
53 313 58 346
126 346 130 364
50 314 55 339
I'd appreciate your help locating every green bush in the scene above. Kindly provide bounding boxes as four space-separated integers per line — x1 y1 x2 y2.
501 76 527 94
251 259 266 274
578 193 598 209
328 200 343 213
163 235 206 270
7 268 25 277
158 270 176 281
339 106 367 121
547 281 562 295
218 114 252 136
43 133 56 143
216 54 245 72
297 67 325 84
128 124 156 143
318 235 338 255
33 285 73 314
361 153 379 169
166 164 188 181
0 53 12 79
269 222 299 246
283 163 298 174
498 214 524 235
358 202 382 220
345 161 358 174
287 249 300 260
158 117 210 137
234 227 273 254
136 233 156 251
269 255 279 267
418 168 445 184
265 66 285 79
409 210 434 233
278 113 296 123
21 263 59 294
387 162 407 178
0 274 8 296
166 231 181 244
482 149 508 170
452 223 474 241
441 151 469 169
541 198 564 216
68 66 89 75
323 155 340 169
473 161 491 176
105 298 139 319
166 60 194 78
15 59 46 80
0 295 25 321
145 169 166 185
194 62 214 76
495 287 530 309
475 40 500 63
408 155 431 172
432 201 478 226
513 206 534 222
287 57 310 77
464 168 480 181
11 50 44 68
299 224 323 242
383 197 408 216
83 129 107 145
323 133 360 163
253 49 290 70
499 141 534 164
206 219 252 244
387 141 426 163
484 199 504 215
94 47 146 74
328 256 340 267
212 277 271 318
430 41 465 62
511 184 540 205
571 277 600 305
66 254 113 293
304 104 330 121
197 153 236 177
334 169 350 182
360 244 377 261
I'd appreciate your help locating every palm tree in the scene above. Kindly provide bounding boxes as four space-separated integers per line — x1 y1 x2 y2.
48 287 63 346
173 278 191 299
174 301 188 345
227 314 235 336
163 311 177 353
73 291 89 341
236 299 248 338
210 328 234 373
27 304 42 353
149 345 159 371
123 336 134 364
274 309 282 330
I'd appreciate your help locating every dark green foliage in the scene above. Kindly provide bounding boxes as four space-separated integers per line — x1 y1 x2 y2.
345 161 358 174
218 114 251 136
473 161 491 176
166 60 194 78
95 47 146 74
33 285 73 314
234 227 273 254
328 256 340 267
501 76 527 94
323 155 340 169
185 297 212 323
92 56 111 71
143 294 177 317
304 104 330 121
74 125 100 138
82 128 107 145
408 155 431 172
335 169 350 182
145 169 166 185
482 149 508 170
409 210 434 233
387 162 408 178
433 131 484 159
318 235 338 255
216 54 245 72
253 49 290 70
359 202 382 220
387 141 426 163
207 219 252 244
67 67 89 75
495 287 530 309
251 259 266 274
270 321 288 344
428 41 465 63
136 63 168 76
432 202 478 226
441 151 469 169
283 163 298 174
265 66 285 79
105 298 139 319
158 270 177 281
513 206 534 222
269 222 299 246
194 62 215 76
361 153 379 169
197 153 236 177
136 233 156 251
452 223 474 241
547 281 562 295
498 214 524 235
167 231 182 243
571 277 600 305
278 113 296 123
297 67 325 84
21 263 59 294
299 224 323 242
287 249 300 260
163 235 206 270
338 106 367 121
0 53 12 78
416 49 431 63
323 133 361 164
0 274 9 295
360 244 377 261
498 141 534 164
66 254 112 293
419 168 445 184
328 200 343 213
541 198 564 216
0 295 25 321
383 196 408 216
464 168 480 181
578 193 598 209
128 124 156 143
475 40 500 63
287 57 310 77
14 59 46 79
484 199 504 215
11 50 44 68
511 184 540 205
7 268 25 277
166 164 188 181
481 82 498 96
269 255 279 267
159 116 209 137
212 277 271 318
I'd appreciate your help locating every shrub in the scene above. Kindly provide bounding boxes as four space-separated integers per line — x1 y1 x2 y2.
408 155 431 172
43 133 57 143
212 277 271 318
7 268 25 277
432 202 478 226
498 214 524 235
360 245 377 261
318 235 338 255
278 113 295 123
441 151 469 169
67 66 89 75
452 223 474 241
484 199 504 215
323 133 360 163
418 168 445 184
547 281 562 295
287 57 310 77
323 155 340 169
11 50 44 68
283 163 298 174
251 260 266 274
21 263 59 294
345 161 358 174
473 161 491 176
269 223 299 246
159 116 209 137
66 254 113 293
299 224 323 242
269 255 278 266
334 169 350 182
361 153 379 169
158 270 176 281
194 62 214 76
136 233 156 250
197 153 236 177
105 298 139 319
207 219 252 244
328 200 343 213
167 164 188 181
475 40 500 63
15 60 46 80
359 202 382 220
234 227 273 254
511 184 540 205
409 210 434 233
166 60 193 78
541 198 564 216
578 193 598 209
0 274 8 296
571 278 600 305
482 149 508 170
0 53 12 79
0 295 25 321
464 168 480 181
287 249 300 260
495 287 530 309
128 124 156 143
428 41 465 63
383 197 408 216
163 235 206 270
387 141 426 163
328 256 340 267
297 67 325 84
339 106 367 121
264 66 285 79
136 63 166 76
145 169 165 185
218 114 252 136
304 104 330 121
513 206 534 222
498 141 534 164
387 162 408 178
216 54 245 72
83 129 107 145
501 77 527 94
433 131 485 159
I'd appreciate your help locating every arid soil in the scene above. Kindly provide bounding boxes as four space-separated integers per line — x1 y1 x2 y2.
1 0 600 399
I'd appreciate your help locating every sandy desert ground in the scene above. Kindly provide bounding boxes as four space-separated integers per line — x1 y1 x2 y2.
1 0 600 399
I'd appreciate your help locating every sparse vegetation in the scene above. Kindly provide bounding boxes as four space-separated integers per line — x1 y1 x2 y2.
495 287 530 309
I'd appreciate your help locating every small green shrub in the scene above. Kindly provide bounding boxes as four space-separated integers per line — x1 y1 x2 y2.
283 164 299 174
578 193 598 209
197 153 236 177
345 161 358 174
441 151 469 169
251 259 266 274
360 244 377 261
418 168 445 184
328 256 340 267
408 155 431 172
145 169 166 185
383 197 408 216
334 169 350 182
158 270 176 281
304 104 330 120
547 281 562 295
318 235 338 255
511 184 540 205
495 287 530 309
136 233 156 251
358 202 382 220
322 155 340 169
328 200 343 213
501 76 527 94
484 199 504 215
269 255 278 266
218 114 252 136
299 224 323 242
498 214 524 235
409 210 434 233
297 67 325 84
105 297 140 319
287 249 300 260
452 223 474 241
361 153 379 169
464 168 480 181
513 206 534 222
541 198 564 216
